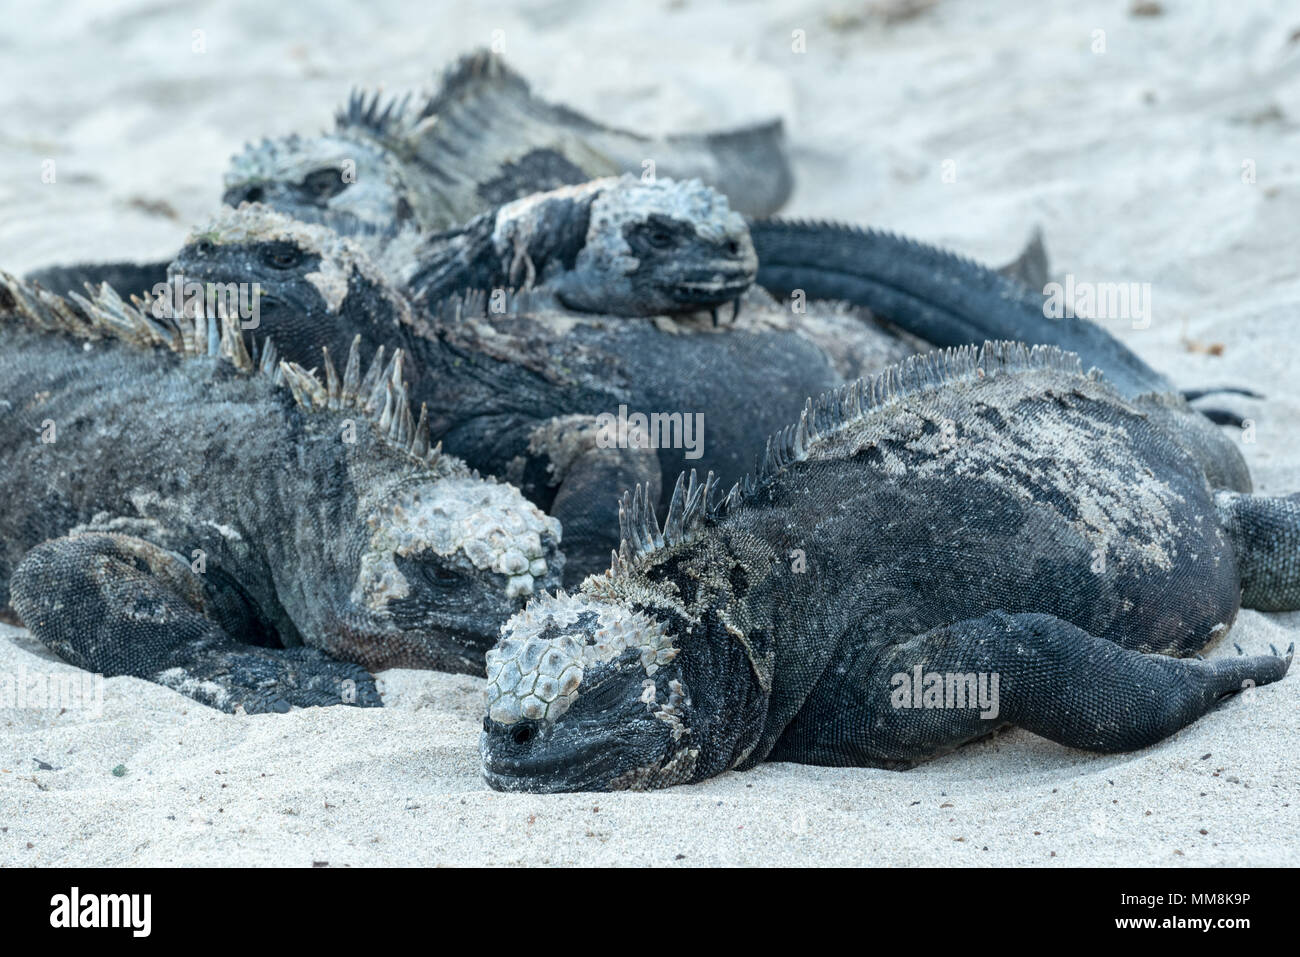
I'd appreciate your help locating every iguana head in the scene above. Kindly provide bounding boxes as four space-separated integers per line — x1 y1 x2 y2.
168 204 410 365
339 465 564 672
16 271 565 678
223 127 417 234
269 340 564 673
479 590 699 791
493 176 757 317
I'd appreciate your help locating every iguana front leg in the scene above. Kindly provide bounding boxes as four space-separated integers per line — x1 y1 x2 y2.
9 532 380 713
773 611 1291 767
525 415 662 586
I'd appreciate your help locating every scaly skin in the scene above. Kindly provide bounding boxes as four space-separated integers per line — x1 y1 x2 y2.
399 176 756 318
479 344 1293 792
168 199 1250 580
750 218 1175 399
0 274 562 711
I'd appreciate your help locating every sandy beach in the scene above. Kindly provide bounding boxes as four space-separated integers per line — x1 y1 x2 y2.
1 0 1298 866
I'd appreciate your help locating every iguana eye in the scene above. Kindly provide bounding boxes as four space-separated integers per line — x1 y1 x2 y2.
647 227 676 249
263 244 303 270
302 168 348 200
417 560 463 589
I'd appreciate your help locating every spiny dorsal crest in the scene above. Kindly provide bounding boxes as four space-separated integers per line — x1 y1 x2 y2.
335 88 415 141
751 341 1091 490
2 269 185 353
277 341 441 464
0 272 444 468
610 342 1095 576
416 48 530 122
611 469 735 576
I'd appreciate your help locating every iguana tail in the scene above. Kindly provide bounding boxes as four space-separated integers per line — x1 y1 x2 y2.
25 259 171 302
748 218 1174 400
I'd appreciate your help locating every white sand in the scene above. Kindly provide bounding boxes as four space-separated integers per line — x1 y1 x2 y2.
1 0 1298 866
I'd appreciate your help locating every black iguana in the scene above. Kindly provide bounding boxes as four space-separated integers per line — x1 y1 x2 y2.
160 199 1251 584
0 273 562 711
478 343 1294 791
147 204 937 583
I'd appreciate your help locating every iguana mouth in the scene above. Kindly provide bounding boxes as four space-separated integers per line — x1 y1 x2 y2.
480 729 633 792
673 275 753 303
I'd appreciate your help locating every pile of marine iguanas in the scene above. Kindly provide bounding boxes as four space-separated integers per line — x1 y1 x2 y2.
2 50 1293 790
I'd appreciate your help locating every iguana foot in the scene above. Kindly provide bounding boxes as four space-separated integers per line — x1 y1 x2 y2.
155 645 382 713
1216 491 1300 611
817 611 1291 766
9 532 381 712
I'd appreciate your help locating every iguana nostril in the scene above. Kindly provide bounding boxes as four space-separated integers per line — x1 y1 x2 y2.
727 239 740 254
512 725 536 745
245 186 264 203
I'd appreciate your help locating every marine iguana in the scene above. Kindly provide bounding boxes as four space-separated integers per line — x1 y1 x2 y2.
158 202 925 583
478 343 1295 791
173 175 756 324
223 48 793 233
25 49 788 304
0 274 562 711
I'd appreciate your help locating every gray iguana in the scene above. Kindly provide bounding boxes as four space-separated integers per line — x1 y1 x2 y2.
223 48 793 231
151 204 943 583
0 273 562 711
478 343 1295 791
